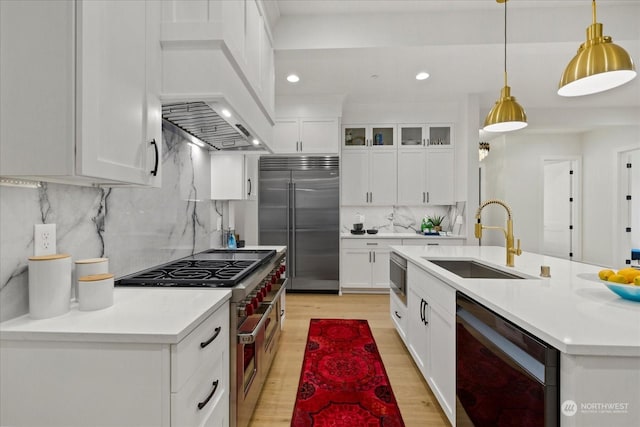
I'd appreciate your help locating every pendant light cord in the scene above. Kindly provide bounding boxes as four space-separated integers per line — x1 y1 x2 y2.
503 0 508 87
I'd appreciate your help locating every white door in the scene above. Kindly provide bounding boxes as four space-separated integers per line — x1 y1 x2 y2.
426 150 455 205
369 150 397 205
371 248 392 288
77 0 157 185
543 160 576 259
618 148 640 266
245 155 259 201
273 119 299 153
397 149 426 205
341 151 369 205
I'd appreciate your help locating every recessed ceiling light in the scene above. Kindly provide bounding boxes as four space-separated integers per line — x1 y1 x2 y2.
370 74 379 79
221 109 232 118
252 139 260 146
416 72 430 80
287 74 300 83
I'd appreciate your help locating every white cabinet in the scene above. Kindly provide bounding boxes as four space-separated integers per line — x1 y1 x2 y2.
397 148 454 205
340 239 401 290
341 150 397 205
273 118 339 154
404 262 456 425
343 124 397 148
390 290 408 344
0 303 230 427
397 124 454 205
211 154 259 200
0 0 162 187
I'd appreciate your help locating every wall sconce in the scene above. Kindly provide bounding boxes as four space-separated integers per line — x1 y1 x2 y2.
479 142 491 162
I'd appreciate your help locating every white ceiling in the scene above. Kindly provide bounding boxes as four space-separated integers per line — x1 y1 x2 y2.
269 0 640 132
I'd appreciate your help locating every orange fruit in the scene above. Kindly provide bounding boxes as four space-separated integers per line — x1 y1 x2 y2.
598 269 615 281
618 268 640 283
598 269 615 280
608 274 628 284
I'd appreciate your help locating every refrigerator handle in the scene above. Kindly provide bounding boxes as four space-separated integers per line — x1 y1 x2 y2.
287 182 293 278
291 182 296 277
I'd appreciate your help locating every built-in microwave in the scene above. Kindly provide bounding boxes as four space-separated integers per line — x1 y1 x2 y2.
389 252 407 305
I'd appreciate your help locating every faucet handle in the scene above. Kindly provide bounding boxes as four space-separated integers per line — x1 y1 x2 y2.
515 239 522 256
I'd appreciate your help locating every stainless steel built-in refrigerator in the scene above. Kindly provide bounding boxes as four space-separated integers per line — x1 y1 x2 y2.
259 156 339 292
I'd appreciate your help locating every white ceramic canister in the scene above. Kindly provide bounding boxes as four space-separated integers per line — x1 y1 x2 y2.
78 273 114 311
74 258 109 301
28 254 72 319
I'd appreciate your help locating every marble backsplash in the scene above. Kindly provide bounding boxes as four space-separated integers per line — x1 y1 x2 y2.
0 128 224 322
341 202 466 235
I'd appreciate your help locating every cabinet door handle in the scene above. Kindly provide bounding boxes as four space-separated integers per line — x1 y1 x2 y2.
300 141 303 151
423 300 429 325
200 326 222 348
197 380 220 410
366 242 378 246
423 192 425 203
427 243 439 246
369 192 373 203
150 139 159 176
394 310 402 319
419 299 425 323
247 178 252 197
369 251 372 263
373 251 376 262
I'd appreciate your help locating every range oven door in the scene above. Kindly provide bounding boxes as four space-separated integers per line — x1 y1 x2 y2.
389 252 407 305
456 293 559 427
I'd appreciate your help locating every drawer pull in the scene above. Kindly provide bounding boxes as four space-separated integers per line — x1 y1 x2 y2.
197 380 219 410
200 326 222 348
394 310 402 319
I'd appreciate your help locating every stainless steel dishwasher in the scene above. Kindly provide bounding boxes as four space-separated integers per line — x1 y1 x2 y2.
456 292 559 426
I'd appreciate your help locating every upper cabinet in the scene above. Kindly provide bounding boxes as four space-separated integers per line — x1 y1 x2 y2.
211 154 259 200
273 118 340 154
0 0 162 187
399 124 453 149
343 125 396 149
397 124 455 205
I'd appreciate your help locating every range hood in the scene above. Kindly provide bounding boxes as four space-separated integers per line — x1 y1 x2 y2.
162 101 267 151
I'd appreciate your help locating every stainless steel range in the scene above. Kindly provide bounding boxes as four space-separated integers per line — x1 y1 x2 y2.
116 248 287 427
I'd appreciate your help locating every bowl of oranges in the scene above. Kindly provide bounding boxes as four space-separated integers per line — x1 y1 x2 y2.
598 267 640 302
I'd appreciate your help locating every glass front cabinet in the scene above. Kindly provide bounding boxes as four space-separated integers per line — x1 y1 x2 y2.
398 124 453 149
343 125 396 148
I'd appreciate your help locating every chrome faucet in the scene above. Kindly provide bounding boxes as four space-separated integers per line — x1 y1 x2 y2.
475 199 522 267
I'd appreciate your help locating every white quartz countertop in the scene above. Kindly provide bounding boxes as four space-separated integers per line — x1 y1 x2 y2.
341 232 465 239
0 288 231 344
391 245 640 357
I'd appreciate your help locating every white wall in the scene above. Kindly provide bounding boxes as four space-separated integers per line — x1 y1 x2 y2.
581 126 640 266
481 133 582 253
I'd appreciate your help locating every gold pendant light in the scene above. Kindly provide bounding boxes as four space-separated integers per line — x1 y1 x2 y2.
558 0 636 97
483 0 527 133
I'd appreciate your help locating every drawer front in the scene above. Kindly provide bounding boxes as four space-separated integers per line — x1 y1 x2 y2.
172 304 229 392
390 291 407 342
425 272 456 314
341 238 401 249
171 347 229 427
401 238 465 246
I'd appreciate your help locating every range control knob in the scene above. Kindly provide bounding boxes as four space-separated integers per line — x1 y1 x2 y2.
244 303 254 316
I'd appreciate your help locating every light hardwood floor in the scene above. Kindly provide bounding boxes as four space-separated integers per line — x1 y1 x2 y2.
248 293 449 427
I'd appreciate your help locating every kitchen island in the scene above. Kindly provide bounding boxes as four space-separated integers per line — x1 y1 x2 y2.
391 245 640 427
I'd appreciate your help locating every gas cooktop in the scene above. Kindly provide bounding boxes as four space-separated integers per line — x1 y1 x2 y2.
116 249 276 288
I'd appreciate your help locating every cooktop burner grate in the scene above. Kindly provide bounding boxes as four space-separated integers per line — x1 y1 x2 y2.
115 249 276 288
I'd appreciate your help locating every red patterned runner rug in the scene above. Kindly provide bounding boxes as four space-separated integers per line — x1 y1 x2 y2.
291 319 405 427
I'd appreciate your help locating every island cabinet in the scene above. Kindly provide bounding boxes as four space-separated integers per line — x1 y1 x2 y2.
390 290 407 344
0 0 162 187
273 118 339 154
406 262 456 425
340 239 401 291
0 292 230 427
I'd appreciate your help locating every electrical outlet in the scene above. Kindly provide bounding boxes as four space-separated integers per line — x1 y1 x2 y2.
34 224 56 256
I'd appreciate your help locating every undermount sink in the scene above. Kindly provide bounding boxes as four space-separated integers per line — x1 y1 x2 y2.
424 259 528 279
